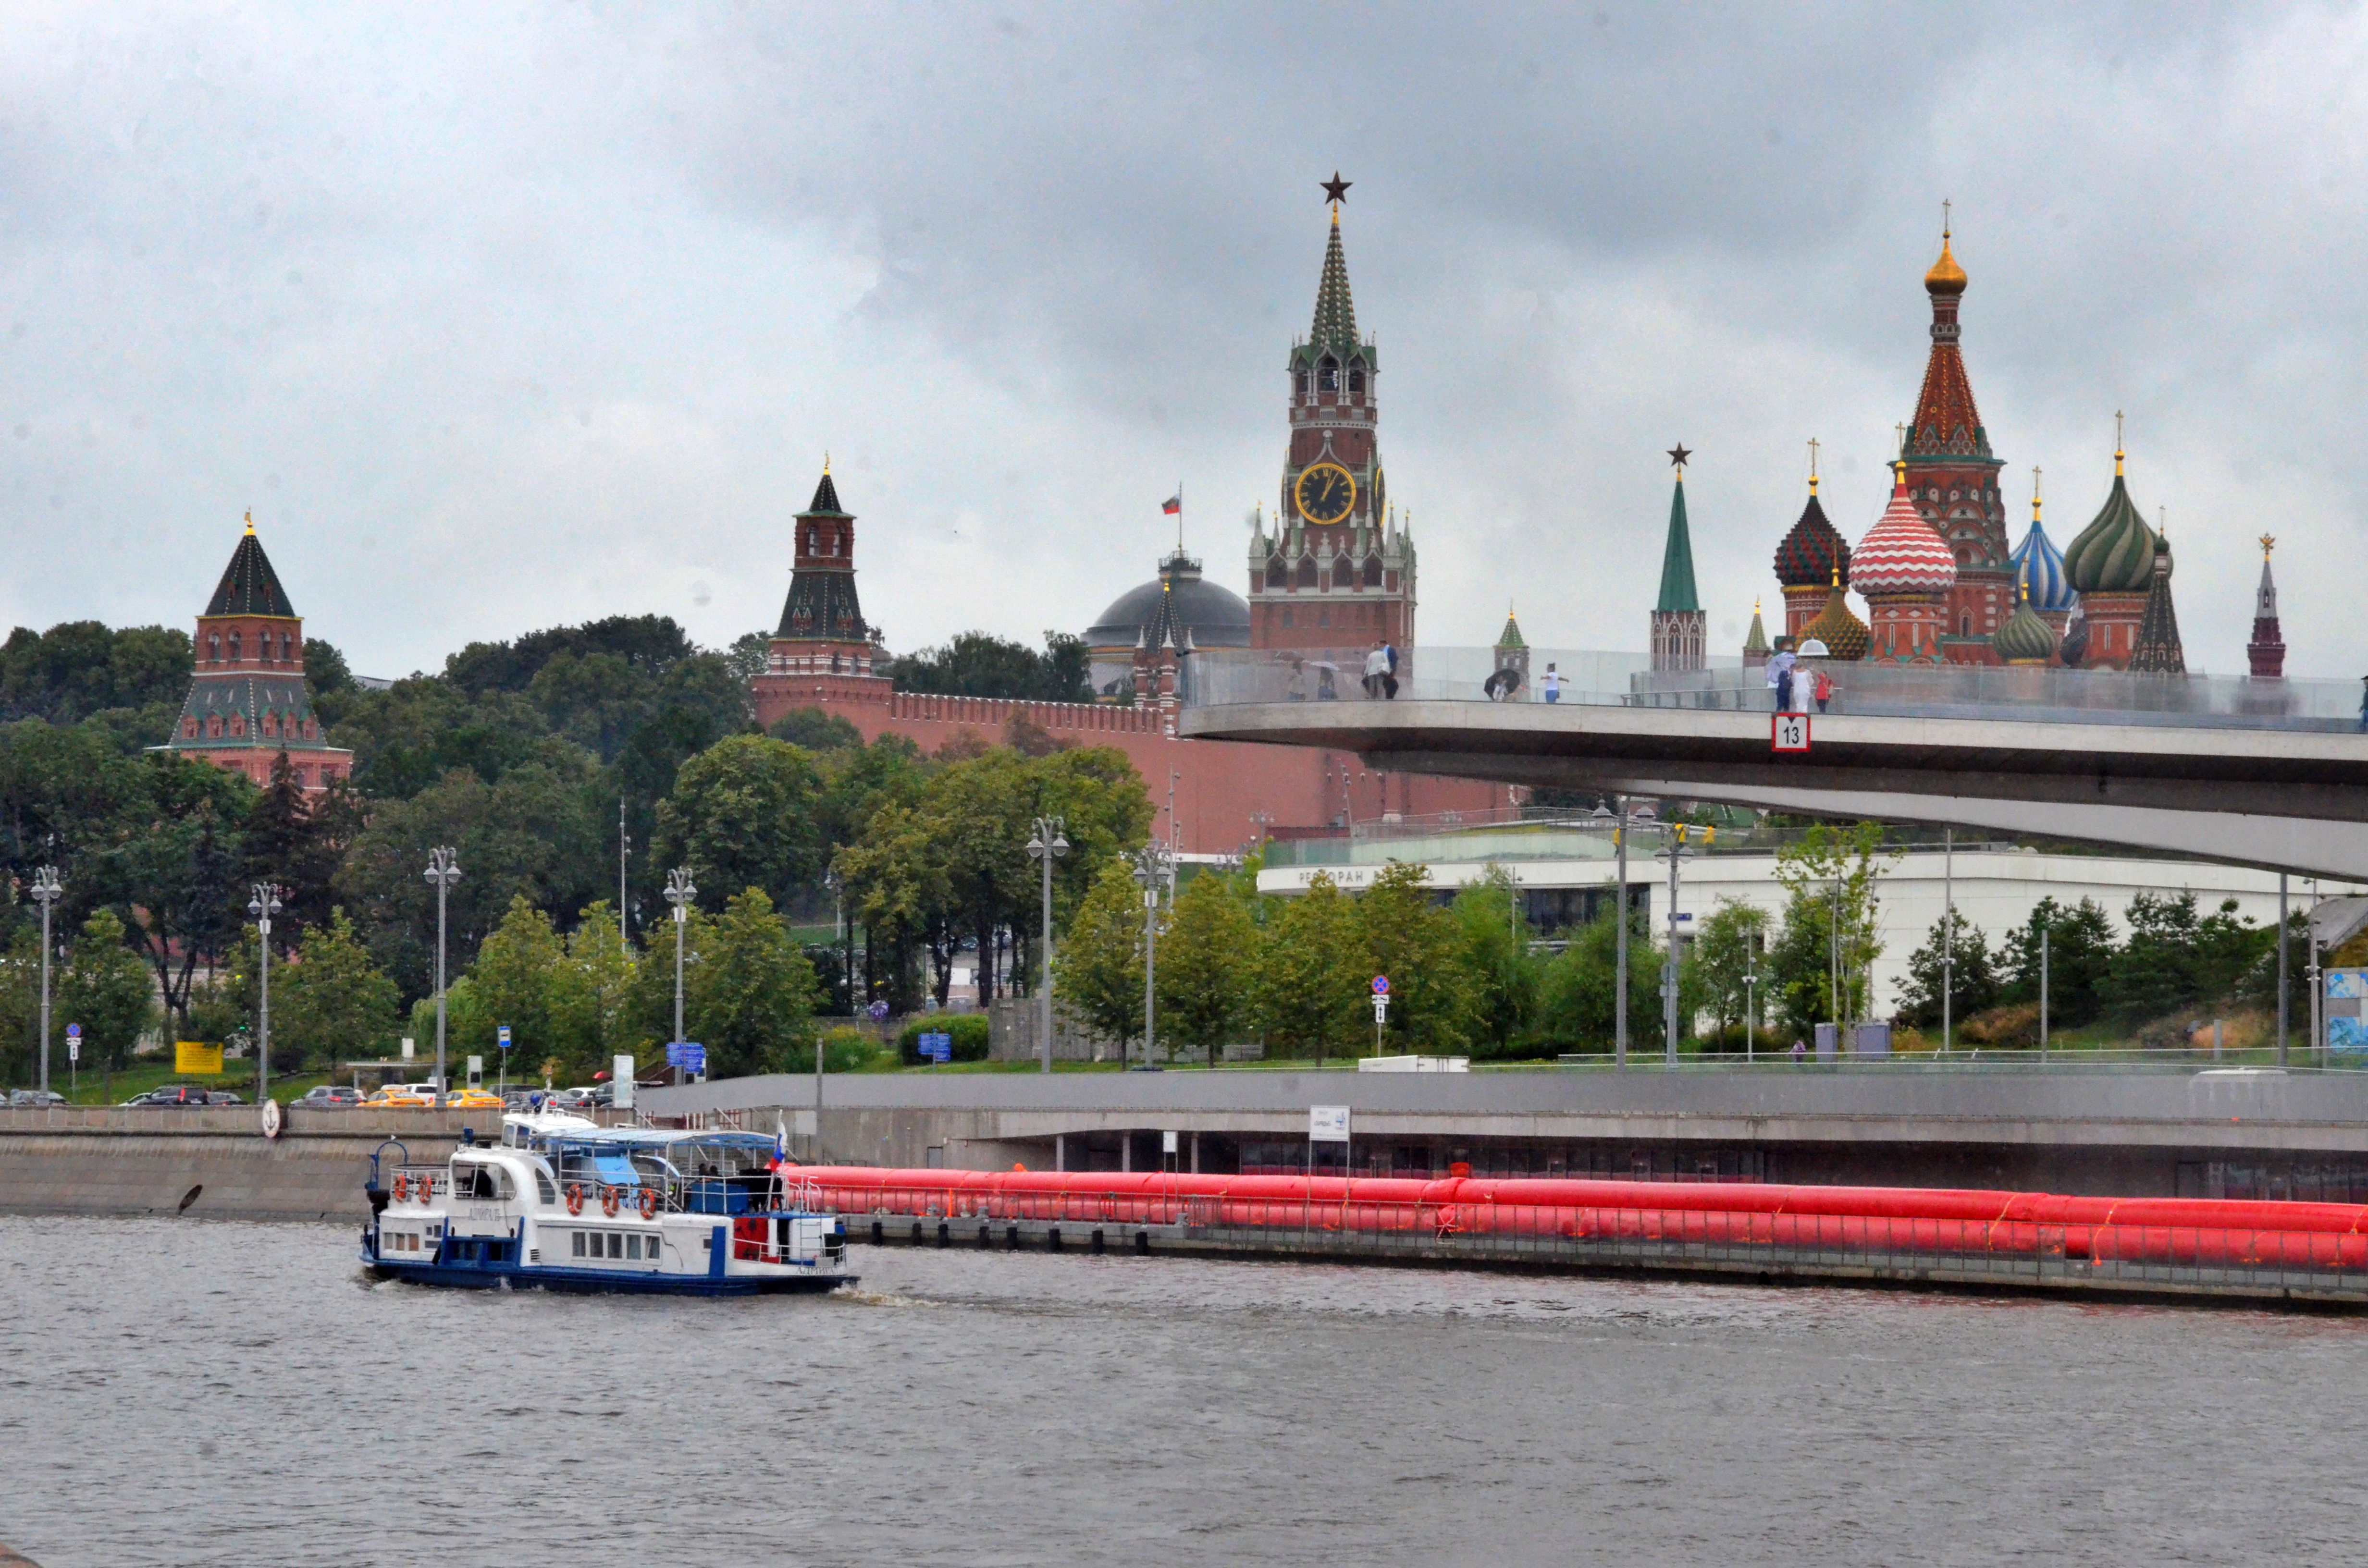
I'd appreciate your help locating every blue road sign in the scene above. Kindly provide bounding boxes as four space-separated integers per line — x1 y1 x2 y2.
498 1025 513 1050
666 1041 707 1074
919 1031 953 1064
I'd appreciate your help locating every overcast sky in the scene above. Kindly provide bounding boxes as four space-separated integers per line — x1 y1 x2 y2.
3 2 2364 679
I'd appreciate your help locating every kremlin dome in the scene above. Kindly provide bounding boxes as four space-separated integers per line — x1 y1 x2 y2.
1799 574 1870 662
1924 232 1967 297
1085 552 1252 653
2008 512 2076 614
1992 588 2058 665
2063 455 2158 595
1849 471 1959 597
1773 487 1851 589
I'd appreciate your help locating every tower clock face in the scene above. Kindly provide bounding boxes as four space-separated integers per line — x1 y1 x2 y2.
1294 462 1357 525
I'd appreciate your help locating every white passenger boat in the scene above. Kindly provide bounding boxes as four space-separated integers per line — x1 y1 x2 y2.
360 1116 855 1296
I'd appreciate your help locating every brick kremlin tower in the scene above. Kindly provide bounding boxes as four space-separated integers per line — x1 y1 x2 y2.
2247 535 2286 679
1850 462 1958 664
750 462 890 726
1248 176 1416 655
1649 447 1705 671
1900 219 2012 661
159 514 352 791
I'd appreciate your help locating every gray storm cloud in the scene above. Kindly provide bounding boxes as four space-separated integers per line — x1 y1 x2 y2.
0 2 2360 676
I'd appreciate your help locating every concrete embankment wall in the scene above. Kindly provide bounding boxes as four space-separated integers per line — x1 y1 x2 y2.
0 1109 503 1221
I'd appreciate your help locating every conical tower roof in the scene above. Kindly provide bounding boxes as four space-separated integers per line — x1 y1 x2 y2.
1656 472 1701 613
204 515 297 618
1801 572 1870 662
1307 209 1359 362
1742 600 1770 658
1850 468 1957 597
1495 605 1528 650
799 464 851 520
2130 533 2186 673
1993 585 2058 664
2064 441 2157 594
1905 224 1989 460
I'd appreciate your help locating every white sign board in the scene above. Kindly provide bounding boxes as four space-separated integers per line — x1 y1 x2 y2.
466 1054 483 1087
1161 1130 1178 1155
401 1037 415 1060
613 1055 634 1112
1308 1105 1351 1144
1772 712 1811 753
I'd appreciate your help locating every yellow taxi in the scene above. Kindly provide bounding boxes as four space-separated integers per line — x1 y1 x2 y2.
443 1088 506 1110
362 1084 439 1110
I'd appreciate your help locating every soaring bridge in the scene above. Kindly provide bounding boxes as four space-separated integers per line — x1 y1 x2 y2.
1179 648 2368 881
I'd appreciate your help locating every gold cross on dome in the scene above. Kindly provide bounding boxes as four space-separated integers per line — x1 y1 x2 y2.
2260 533 2276 558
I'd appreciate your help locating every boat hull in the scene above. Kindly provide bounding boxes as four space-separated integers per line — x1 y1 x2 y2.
364 1254 857 1296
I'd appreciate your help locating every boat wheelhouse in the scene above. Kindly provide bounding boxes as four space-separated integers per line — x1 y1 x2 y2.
361 1122 854 1296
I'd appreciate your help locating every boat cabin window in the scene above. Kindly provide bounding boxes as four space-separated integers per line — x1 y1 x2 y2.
452 1164 515 1201
571 1231 587 1258
607 1233 624 1259
533 1168 558 1206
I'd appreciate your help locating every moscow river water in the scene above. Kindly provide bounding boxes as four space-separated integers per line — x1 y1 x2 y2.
3 1216 2367 1566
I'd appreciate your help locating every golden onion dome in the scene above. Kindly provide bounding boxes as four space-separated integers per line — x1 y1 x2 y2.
1924 232 1967 297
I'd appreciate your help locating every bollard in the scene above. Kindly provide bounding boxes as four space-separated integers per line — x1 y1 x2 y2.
870 1219 884 1245
910 1219 924 1245
1047 1226 1061 1252
978 1222 992 1249
1135 1229 1150 1255
1006 1224 1020 1250
937 1221 950 1248
1091 1229 1105 1254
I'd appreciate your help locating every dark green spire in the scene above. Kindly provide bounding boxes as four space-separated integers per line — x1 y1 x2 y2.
1655 474 1701 614
1308 211 1359 360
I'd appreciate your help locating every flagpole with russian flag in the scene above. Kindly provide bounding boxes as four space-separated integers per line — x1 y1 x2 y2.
1163 484 1182 553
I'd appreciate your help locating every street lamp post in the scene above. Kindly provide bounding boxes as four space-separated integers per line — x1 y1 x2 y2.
1130 844 1169 1069
664 868 696 1083
30 867 61 1096
1026 818 1069 1075
248 884 283 1102
1614 797 1629 1068
423 848 462 1109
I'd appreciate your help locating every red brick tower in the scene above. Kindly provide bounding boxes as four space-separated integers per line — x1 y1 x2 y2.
1248 177 1416 655
158 514 353 791
1900 219 2012 663
752 462 891 728
2247 534 2286 679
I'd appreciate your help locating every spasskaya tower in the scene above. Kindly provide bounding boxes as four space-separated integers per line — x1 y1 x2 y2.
1248 175 1417 654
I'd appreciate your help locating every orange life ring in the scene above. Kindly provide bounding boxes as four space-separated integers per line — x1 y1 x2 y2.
416 1173 433 1204
392 1173 409 1203
601 1186 621 1217
565 1184 584 1216
637 1187 659 1221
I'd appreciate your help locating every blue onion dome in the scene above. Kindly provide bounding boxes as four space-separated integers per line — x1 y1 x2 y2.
1992 585 2059 665
2009 516 2075 614
2063 447 2158 594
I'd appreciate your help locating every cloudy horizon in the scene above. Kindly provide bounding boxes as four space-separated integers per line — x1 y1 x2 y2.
3 2 2363 679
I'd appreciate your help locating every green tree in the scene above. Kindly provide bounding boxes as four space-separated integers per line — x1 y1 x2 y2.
663 889 819 1078
0 928 43 1083
1535 912 1666 1056
464 896 571 1068
1057 860 1152 1060
276 909 402 1071
654 735 827 913
550 902 640 1081
1997 896 2117 1027
2105 891 2208 1019
1689 898 1774 1041
1897 916 1999 1032
1353 862 1478 1054
1253 873 1365 1065
58 908 155 1072
1449 867 1542 1058
1158 870 1256 1066
1767 821 1896 1035
768 707 864 752
888 630 1095 702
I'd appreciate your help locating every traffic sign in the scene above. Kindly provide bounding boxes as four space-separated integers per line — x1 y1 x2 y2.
665 1041 708 1074
1372 975 1390 995
67 1023 80 1063
1772 712 1811 753
498 1025 512 1050
1309 1105 1351 1143
918 1031 953 1065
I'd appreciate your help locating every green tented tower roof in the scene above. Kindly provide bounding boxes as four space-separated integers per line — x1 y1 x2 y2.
1655 475 1701 614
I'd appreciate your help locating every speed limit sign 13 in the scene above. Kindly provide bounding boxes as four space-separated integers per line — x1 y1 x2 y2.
1772 712 1811 753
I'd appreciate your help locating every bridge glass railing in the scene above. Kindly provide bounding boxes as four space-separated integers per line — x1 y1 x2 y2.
1182 647 2368 733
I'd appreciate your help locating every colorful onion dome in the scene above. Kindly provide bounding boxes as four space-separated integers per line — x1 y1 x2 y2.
1850 467 1958 597
1800 570 1870 662
2008 506 2074 613
2063 447 2157 594
1773 481 1850 589
1992 585 2058 665
1924 229 1967 297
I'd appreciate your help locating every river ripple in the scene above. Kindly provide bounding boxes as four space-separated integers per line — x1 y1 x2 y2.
0 1216 2364 1566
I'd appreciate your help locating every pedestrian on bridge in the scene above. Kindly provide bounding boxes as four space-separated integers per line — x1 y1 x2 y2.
1767 646 1798 713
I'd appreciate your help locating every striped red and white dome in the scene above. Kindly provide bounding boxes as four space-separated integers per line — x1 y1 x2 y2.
1850 477 1958 596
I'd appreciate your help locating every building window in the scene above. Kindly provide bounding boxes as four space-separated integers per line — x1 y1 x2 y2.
1282 608 1293 629
1318 356 1339 393
1363 556 1382 587
228 633 242 662
1296 558 1318 590
1349 367 1365 395
1318 609 1330 629
208 633 221 663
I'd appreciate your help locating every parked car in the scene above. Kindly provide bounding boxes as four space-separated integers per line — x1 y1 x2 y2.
544 1087 600 1110
362 1085 439 1110
206 1092 245 1106
442 1088 505 1110
8 1089 66 1107
123 1086 213 1107
296 1085 365 1110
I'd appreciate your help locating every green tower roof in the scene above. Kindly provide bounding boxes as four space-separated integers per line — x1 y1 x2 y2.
1655 474 1701 614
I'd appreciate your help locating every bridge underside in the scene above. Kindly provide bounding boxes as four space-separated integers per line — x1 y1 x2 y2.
1179 701 2368 881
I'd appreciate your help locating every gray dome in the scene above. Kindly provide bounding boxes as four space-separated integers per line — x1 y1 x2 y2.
1085 552 1251 650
